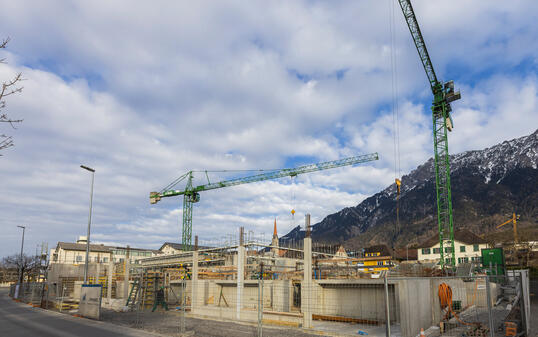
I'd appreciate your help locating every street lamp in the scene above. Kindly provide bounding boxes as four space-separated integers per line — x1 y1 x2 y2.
80 165 95 285
16 225 25 299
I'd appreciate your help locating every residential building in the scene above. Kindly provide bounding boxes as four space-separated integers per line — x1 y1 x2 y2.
50 240 112 265
417 229 488 265
356 245 395 273
50 236 160 265
159 242 187 255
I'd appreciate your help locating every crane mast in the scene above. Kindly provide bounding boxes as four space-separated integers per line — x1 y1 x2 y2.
397 0 461 268
151 153 379 251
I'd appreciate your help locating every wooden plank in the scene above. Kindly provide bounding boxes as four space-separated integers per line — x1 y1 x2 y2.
312 314 379 325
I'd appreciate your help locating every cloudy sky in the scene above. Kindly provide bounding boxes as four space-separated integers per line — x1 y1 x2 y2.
1 1 537 257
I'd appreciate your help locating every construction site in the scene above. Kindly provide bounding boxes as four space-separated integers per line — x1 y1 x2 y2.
8 217 532 337
2 1 536 337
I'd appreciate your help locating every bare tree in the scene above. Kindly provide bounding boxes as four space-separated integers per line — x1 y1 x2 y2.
0 37 23 155
2 254 40 283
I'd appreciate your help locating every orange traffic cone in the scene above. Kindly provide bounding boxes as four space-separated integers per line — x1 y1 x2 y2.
420 328 426 337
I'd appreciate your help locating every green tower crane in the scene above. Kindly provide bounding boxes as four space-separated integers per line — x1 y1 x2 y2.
397 0 461 268
150 153 379 251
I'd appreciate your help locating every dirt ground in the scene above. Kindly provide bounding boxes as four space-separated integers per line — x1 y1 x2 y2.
100 309 321 337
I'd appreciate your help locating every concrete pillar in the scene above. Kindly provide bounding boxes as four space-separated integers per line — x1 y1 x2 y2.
123 246 130 299
107 259 113 301
237 245 245 320
192 251 198 313
302 214 313 328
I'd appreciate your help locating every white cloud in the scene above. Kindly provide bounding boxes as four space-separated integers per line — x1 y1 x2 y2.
0 1 537 257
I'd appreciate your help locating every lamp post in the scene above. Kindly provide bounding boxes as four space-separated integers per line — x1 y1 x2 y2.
80 165 95 285
15 225 26 298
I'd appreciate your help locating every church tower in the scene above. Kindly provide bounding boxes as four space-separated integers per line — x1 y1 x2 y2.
271 218 279 256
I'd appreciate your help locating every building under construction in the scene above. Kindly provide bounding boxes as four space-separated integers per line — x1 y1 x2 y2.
38 219 531 337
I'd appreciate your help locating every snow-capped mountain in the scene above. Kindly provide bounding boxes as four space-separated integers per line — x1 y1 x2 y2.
281 129 538 248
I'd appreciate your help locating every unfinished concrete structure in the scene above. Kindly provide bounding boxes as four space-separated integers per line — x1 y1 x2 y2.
42 219 529 337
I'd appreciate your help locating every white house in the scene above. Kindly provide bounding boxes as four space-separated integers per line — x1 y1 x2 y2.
159 242 185 255
417 229 488 265
50 236 161 265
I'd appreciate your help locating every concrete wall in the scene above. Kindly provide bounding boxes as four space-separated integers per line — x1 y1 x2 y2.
398 277 499 337
311 280 397 322
397 278 433 337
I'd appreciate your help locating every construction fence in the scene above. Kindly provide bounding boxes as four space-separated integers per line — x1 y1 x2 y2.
7 247 532 337
116 247 531 337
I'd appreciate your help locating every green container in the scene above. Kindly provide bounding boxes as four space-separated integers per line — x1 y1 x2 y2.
481 248 505 276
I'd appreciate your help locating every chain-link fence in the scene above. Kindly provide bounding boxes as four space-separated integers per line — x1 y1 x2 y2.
9 282 47 306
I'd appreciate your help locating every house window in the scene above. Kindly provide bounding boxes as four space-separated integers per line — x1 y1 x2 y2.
422 248 431 255
464 257 469 263
460 246 466 253
473 244 479 252
103 257 108 263
76 255 83 262
433 248 440 254
444 247 453 253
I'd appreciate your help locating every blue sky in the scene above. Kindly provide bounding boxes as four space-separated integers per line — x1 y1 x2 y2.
1 1 537 257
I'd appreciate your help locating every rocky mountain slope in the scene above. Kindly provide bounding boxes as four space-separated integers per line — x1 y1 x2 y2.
281 129 538 249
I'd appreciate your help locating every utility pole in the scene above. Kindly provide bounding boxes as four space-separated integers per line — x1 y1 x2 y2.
16 225 26 299
80 165 95 284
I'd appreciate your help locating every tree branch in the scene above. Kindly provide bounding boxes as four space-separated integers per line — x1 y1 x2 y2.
0 37 24 155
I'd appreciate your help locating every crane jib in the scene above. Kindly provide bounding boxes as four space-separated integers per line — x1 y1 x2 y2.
152 153 378 199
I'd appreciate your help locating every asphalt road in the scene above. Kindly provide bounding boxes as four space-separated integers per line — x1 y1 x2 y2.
0 288 162 337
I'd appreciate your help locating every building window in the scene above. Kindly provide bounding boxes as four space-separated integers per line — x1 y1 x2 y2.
76 255 82 262
377 261 383 266
422 248 430 255
444 247 453 253
460 246 466 253
464 257 469 263
433 248 440 254
103 257 108 263
473 244 479 252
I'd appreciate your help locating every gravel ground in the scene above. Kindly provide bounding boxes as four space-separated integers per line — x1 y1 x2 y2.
101 309 321 337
